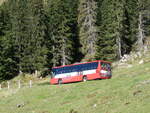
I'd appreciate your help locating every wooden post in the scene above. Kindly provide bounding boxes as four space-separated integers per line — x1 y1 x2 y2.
18 80 21 89
29 80 32 88
35 70 38 77
7 81 10 89
0 84 1 90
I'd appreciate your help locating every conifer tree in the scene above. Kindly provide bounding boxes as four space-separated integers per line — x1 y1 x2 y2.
6 0 48 74
137 0 150 49
47 0 78 66
1 0 150 81
96 0 129 61
113 0 127 58
78 0 98 60
0 2 19 80
47 0 63 67
27 0 48 73
123 0 138 52
8 0 32 73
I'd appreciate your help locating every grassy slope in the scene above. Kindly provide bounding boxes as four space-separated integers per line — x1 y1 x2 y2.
0 55 150 113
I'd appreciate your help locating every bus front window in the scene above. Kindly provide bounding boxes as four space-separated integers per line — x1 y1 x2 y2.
101 62 112 77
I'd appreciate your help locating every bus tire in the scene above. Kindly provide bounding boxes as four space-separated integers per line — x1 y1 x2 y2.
83 76 87 82
58 79 62 85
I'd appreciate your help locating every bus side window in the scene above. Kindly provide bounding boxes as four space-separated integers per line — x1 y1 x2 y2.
69 67 71 73
60 68 62 74
84 64 87 70
80 64 83 71
93 62 98 69
77 65 80 72
73 66 76 72
57 69 59 74
82 64 86 71
66 67 69 73
66 67 68 73
90 63 93 69
64 67 66 73
85 64 88 70
70 67 72 72
88 63 91 70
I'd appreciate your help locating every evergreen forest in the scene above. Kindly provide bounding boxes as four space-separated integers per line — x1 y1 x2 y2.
0 0 150 81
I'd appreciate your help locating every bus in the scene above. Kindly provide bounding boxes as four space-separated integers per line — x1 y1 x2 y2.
50 60 112 84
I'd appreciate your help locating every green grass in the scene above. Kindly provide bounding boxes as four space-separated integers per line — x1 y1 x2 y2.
0 56 150 113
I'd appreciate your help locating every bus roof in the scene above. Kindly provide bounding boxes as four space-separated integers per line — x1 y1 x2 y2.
53 60 111 69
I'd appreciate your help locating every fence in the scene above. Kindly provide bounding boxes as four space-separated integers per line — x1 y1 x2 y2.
0 80 33 90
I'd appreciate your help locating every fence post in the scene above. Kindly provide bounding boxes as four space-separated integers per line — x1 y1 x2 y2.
29 80 32 88
35 70 38 77
0 84 1 90
7 81 10 89
18 80 21 89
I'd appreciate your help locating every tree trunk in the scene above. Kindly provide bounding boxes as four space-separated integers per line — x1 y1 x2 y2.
61 38 66 66
138 12 145 50
116 35 122 59
116 14 122 59
78 0 98 59
87 0 97 55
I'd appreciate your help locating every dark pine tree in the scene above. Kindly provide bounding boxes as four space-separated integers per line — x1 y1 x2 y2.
47 0 79 66
27 0 48 74
95 0 130 61
0 2 19 81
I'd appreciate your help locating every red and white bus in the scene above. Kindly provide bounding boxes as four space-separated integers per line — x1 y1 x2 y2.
50 60 112 84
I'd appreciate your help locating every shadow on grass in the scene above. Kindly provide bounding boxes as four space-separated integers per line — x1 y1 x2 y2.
37 79 105 86
37 82 50 86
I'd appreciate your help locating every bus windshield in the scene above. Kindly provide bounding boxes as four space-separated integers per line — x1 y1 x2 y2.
101 62 111 70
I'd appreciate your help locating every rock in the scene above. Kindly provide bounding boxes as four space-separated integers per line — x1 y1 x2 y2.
141 80 150 85
133 90 142 96
69 109 78 113
131 57 134 62
139 60 144 64
125 102 130 105
134 54 138 59
145 68 149 71
17 104 21 108
135 80 150 88
93 104 97 108
124 54 128 59
127 64 133 68
17 103 25 108
120 54 131 63
137 52 142 58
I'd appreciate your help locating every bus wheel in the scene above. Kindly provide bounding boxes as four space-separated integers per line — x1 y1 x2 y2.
58 79 62 85
83 76 87 82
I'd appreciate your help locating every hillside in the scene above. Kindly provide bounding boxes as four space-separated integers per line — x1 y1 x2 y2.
1 0 150 81
0 51 150 113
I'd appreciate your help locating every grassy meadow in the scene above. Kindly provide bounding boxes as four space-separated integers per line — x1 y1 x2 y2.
0 54 150 113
